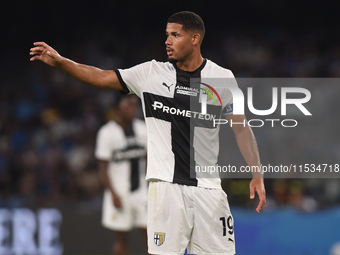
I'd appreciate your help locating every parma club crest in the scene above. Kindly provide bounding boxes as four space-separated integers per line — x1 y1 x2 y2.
154 232 165 246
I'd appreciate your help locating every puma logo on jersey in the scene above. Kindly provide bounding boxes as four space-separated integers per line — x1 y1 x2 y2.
162 82 174 92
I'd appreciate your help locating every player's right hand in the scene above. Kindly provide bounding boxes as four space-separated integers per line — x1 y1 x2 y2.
112 193 123 209
30 42 62 67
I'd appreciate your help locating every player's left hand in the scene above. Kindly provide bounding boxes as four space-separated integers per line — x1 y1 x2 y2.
249 178 266 213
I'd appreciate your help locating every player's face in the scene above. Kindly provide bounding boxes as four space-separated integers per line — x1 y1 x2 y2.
165 23 194 63
118 96 138 122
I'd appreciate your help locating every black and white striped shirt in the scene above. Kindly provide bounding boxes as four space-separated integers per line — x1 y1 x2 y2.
116 59 236 189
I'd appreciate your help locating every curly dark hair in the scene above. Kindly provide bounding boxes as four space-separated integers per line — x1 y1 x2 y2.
167 11 205 42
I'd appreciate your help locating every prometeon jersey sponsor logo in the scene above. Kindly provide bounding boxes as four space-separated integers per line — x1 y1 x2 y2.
112 147 147 161
151 101 216 121
175 85 199 96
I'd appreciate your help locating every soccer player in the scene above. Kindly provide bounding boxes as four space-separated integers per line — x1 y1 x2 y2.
95 95 148 255
30 11 266 255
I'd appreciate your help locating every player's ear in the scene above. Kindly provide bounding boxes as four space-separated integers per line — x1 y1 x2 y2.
192 33 201 46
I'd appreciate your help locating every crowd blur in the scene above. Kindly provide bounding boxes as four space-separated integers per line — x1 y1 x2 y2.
1 28 340 211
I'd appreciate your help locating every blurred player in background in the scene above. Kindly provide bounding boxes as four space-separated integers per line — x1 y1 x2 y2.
95 95 148 255
30 11 266 255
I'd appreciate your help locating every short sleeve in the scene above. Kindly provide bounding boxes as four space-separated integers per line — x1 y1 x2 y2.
115 61 153 98
94 127 113 161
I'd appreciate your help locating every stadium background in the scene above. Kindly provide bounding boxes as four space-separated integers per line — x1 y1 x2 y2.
1 0 340 254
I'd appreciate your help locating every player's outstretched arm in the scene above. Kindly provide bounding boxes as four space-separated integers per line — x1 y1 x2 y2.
30 42 123 91
225 114 266 213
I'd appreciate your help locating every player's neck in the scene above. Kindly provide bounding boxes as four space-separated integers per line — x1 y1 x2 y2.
176 53 204 72
115 115 132 129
